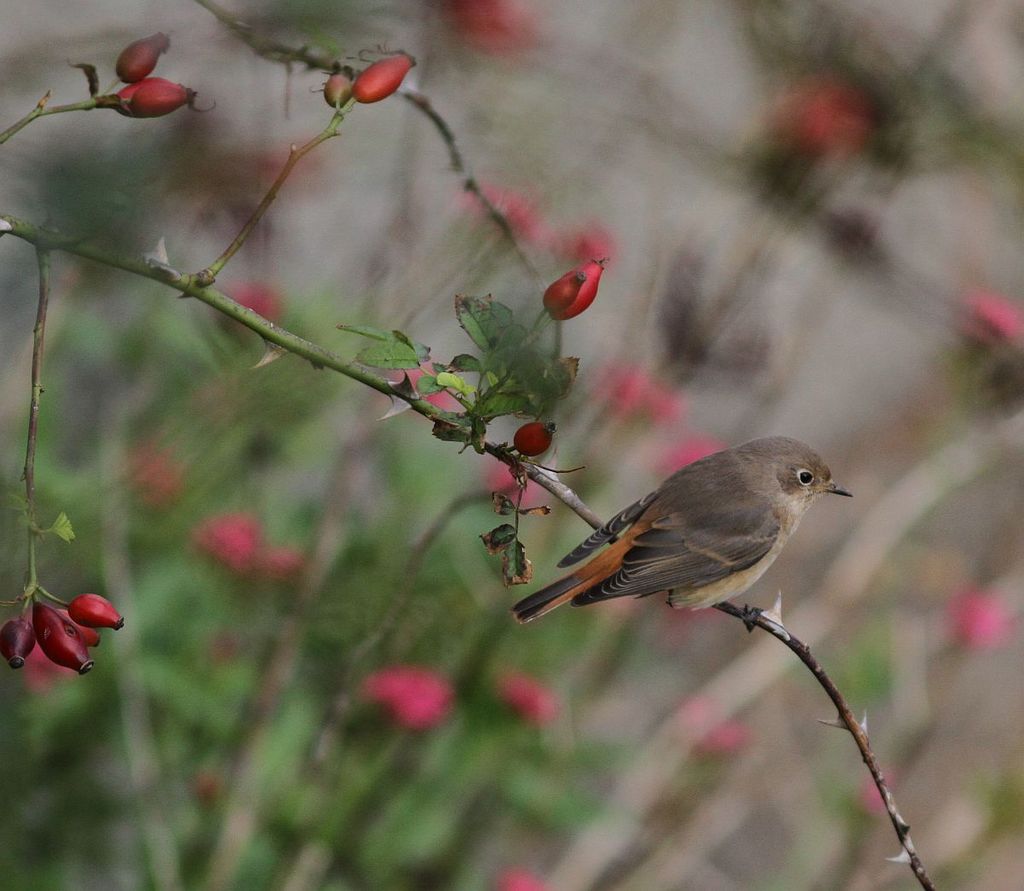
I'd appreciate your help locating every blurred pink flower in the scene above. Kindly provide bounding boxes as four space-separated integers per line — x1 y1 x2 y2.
946 587 1015 650
497 671 560 725
596 363 685 426
223 281 284 323
496 869 549 891
773 77 876 158
485 460 547 509
553 223 616 263
960 288 1024 344
444 0 539 56
259 546 306 582
22 643 74 693
657 435 726 475
128 439 185 508
362 666 454 730
677 696 751 757
858 772 893 816
473 183 548 243
193 513 264 575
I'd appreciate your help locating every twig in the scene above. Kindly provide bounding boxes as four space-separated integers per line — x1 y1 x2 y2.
0 92 124 144
21 248 51 598
196 105 353 283
717 602 934 889
190 0 540 280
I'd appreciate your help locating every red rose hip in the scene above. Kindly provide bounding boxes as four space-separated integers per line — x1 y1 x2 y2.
116 32 171 83
0 617 36 669
68 594 124 630
119 77 193 118
543 259 607 320
32 603 94 674
352 53 415 103
513 421 555 456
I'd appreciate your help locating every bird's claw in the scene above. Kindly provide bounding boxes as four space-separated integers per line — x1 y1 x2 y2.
739 604 762 633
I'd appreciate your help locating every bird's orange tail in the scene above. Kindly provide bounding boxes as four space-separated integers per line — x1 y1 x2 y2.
511 574 587 623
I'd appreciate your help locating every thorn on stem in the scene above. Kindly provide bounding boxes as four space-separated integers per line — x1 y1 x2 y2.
886 849 912 864
816 715 847 730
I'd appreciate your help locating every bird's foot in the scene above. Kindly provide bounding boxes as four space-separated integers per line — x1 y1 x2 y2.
739 604 763 633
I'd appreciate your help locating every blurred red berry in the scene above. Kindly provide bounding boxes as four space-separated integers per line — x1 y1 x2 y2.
554 224 616 263
543 259 607 320
32 603 94 675
224 282 284 323
259 546 306 582
194 513 264 575
444 0 538 55
119 77 194 118
362 666 453 729
323 71 353 108
596 363 685 426
657 435 726 475
115 32 170 83
946 587 1015 649
353 53 414 103
677 696 751 757
774 77 875 158
496 869 549 891
403 367 463 412
128 439 185 508
23 644 71 692
513 421 555 457
960 288 1024 344
68 594 124 630
497 671 560 725
1 617 36 669
858 772 894 816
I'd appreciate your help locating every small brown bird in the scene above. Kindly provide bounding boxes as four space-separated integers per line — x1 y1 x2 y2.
512 436 851 623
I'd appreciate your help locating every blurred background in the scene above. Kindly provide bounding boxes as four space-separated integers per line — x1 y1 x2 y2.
1 1 1023 889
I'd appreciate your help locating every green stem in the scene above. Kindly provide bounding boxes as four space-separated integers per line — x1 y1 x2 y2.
198 105 352 282
22 248 51 594
0 94 117 145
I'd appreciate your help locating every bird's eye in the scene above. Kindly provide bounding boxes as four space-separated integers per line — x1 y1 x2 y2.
797 469 814 486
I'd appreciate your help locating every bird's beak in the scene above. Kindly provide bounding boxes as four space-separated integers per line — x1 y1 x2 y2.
827 481 853 497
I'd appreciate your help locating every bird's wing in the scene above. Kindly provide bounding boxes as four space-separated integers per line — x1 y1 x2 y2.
572 501 779 604
556 490 659 568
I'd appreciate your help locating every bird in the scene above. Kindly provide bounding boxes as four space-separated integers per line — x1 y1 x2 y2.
512 436 851 623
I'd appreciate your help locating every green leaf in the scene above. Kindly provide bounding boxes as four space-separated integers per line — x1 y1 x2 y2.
416 374 444 395
5 492 28 511
492 492 516 515
502 539 532 586
435 372 476 397
338 325 431 370
48 511 75 543
454 295 515 351
431 418 471 444
449 353 483 373
481 524 517 554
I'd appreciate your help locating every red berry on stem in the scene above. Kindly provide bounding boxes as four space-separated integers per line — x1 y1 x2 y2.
119 77 194 118
68 594 124 630
323 72 353 108
62 613 101 648
513 421 555 457
352 53 415 103
543 259 607 320
32 603 94 675
1 617 36 669
116 33 171 83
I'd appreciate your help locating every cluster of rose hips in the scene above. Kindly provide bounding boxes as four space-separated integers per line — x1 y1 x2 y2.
322 53 415 108
1 594 123 676
111 32 197 118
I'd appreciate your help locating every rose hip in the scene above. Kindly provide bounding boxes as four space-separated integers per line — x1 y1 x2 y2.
513 421 555 456
32 603 94 675
0 617 36 669
324 72 353 108
116 33 171 83
118 77 194 118
352 53 415 103
68 594 124 630
543 259 607 320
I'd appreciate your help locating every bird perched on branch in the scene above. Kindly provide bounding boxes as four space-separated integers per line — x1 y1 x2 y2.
512 436 851 623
